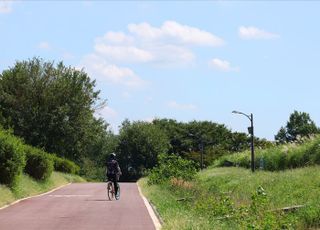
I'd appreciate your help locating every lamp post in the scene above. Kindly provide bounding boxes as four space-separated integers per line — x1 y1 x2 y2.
188 133 204 170
232 110 255 172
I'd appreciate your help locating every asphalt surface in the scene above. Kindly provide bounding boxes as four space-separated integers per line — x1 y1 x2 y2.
0 183 156 230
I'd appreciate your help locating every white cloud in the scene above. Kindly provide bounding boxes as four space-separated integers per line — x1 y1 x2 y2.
94 43 154 63
239 26 279 40
94 105 118 120
97 31 134 44
38 41 51 50
128 21 224 47
91 20 223 66
167 101 197 111
0 0 12 14
148 44 195 66
80 54 146 88
209 58 239 72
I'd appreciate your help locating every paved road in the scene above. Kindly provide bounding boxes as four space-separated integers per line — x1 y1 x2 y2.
0 183 156 230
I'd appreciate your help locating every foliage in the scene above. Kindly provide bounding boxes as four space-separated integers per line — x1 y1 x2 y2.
80 157 105 181
214 135 320 171
51 155 80 174
0 129 25 186
275 110 319 143
148 153 197 185
0 57 102 163
82 123 118 180
24 146 54 181
152 119 273 168
116 120 170 180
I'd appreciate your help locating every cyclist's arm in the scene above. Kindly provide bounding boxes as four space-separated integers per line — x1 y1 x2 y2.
116 161 122 175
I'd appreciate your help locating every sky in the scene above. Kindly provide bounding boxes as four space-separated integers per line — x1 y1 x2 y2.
1 1 320 140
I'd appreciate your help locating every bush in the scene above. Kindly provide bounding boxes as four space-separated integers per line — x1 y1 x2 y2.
24 146 53 181
0 130 25 186
148 153 197 185
52 155 80 174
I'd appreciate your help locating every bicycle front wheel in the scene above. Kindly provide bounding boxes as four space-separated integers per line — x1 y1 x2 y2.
107 182 115 200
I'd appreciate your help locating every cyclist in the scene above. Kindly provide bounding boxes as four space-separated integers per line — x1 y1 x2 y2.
106 153 122 199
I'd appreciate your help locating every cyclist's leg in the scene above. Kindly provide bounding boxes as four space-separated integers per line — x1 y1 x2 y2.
113 175 118 195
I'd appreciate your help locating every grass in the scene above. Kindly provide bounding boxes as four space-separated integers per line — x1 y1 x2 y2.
0 172 85 208
214 135 320 171
139 166 320 229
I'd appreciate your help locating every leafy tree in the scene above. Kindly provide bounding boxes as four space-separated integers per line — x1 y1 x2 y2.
275 111 319 143
0 57 102 162
116 120 169 181
79 118 119 180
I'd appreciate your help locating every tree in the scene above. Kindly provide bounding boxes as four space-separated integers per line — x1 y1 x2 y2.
0 57 102 162
275 111 319 143
116 120 169 181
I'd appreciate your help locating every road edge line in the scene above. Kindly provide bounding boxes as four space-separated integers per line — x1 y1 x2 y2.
0 183 72 211
137 183 162 230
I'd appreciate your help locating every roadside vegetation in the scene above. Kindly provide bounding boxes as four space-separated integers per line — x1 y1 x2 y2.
0 172 84 208
215 135 320 171
140 166 320 229
140 136 320 229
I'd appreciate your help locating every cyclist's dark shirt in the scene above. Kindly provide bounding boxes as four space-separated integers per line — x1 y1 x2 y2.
107 159 120 175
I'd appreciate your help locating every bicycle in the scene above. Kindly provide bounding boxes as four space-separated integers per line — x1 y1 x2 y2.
107 180 120 201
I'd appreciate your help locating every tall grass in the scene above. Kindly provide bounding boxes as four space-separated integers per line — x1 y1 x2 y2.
214 135 320 171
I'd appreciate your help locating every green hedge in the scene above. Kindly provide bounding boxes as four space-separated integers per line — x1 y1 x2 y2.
51 155 80 174
24 146 53 181
0 130 25 186
0 128 80 186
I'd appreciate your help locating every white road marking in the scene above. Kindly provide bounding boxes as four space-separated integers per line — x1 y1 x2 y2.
48 195 92 197
137 183 162 230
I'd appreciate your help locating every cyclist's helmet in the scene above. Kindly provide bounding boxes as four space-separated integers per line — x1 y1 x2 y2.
110 152 116 159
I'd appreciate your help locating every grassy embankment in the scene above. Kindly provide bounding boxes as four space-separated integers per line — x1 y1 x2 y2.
0 172 85 208
139 166 320 229
139 137 320 229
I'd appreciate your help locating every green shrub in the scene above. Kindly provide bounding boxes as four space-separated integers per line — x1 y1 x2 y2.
24 146 53 181
148 153 197 185
0 130 25 186
52 155 80 174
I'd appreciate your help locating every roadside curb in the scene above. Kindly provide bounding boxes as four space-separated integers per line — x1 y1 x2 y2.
0 183 71 211
137 183 162 230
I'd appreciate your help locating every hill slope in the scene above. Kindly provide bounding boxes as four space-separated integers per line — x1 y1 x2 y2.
140 166 320 229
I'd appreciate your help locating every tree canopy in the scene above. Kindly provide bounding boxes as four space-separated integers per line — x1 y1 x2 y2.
275 110 319 143
116 120 169 180
0 58 104 162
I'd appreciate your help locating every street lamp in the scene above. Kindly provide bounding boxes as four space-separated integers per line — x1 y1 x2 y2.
232 110 255 172
188 133 204 170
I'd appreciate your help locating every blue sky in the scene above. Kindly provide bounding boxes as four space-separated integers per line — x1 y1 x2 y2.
1 1 320 140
